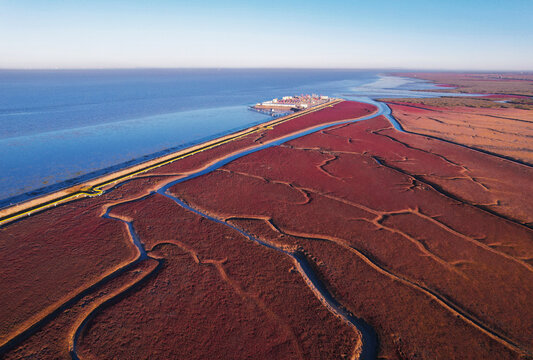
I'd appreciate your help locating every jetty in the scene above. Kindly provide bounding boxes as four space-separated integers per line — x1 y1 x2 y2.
250 94 332 117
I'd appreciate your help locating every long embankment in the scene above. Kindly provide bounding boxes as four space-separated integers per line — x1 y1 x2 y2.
0 99 342 227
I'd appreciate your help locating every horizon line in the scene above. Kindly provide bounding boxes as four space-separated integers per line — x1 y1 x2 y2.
1 66 532 73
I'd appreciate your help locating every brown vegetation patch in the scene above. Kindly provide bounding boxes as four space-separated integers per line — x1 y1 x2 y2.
381 96 533 110
385 101 533 166
392 72 533 96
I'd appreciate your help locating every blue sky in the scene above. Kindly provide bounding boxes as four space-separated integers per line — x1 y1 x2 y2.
0 0 531 70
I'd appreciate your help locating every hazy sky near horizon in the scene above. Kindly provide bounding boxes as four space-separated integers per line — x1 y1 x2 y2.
1 0 532 70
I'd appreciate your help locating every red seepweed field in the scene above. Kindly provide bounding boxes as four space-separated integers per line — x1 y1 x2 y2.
0 88 532 359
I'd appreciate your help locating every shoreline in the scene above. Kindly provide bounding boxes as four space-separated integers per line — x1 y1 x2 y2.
0 112 272 210
0 99 342 226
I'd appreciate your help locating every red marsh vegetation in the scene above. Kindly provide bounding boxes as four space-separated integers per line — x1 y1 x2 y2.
1 98 531 359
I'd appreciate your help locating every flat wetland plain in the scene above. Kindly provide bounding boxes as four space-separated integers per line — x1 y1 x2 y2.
1 73 532 359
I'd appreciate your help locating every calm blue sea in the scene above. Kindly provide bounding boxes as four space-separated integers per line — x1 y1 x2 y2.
0 69 446 207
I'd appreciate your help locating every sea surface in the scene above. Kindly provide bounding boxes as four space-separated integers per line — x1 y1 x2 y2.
0 69 451 207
